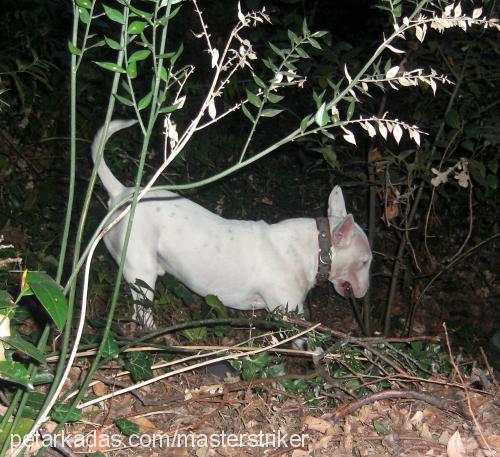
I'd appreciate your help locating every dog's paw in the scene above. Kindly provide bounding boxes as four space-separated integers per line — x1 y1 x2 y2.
293 337 324 365
133 304 157 330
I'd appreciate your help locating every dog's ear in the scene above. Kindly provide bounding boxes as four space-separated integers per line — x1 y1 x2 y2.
333 214 354 246
328 186 347 218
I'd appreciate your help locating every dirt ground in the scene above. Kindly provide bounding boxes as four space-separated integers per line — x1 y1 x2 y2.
53 356 499 457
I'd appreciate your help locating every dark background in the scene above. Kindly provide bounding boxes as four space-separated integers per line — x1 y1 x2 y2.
0 0 498 360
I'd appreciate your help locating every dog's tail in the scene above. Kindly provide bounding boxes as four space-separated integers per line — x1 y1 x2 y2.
91 119 138 197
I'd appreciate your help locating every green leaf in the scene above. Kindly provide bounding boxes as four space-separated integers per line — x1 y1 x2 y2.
104 36 122 51
302 18 310 36
26 391 45 410
300 115 311 133
261 108 283 118
75 0 92 9
20 405 39 419
129 49 151 64
252 73 266 90
126 61 137 78
319 145 339 169
115 419 139 436
182 327 207 342
157 51 176 60
445 109 461 129
138 91 153 111
158 90 166 109
268 42 285 59
295 47 310 59
262 57 278 73
26 272 68 331
132 279 154 295
345 379 361 389
287 29 299 45
264 362 285 378
128 21 147 35
384 58 392 75
469 160 486 186
0 308 14 321
51 403 82 423
159 65 168 83
460 140 475 152
312 89 325 108
32 369 54 385
266 92 284 104
246 89 261 108
159 102 181 114
373 419 390 435
166 278 194 306
0 361 33 389
124 352 153 382
486 173 497 190
308 37 323 50
241 104 255 123
0 418 34 443
139 32 151 48
90 39 106 49
0 334 46 364
67 41 82 56
171 42 184 66
164 5 182 21
79 7 90 24
346 100 355 121
128 4 153 20
241 353 270 380
0 291 13 309
121 80 132 95
204 295 228 319
312 30 328 38
103 5 124 24
114 93 134 107
95 61 126 74
102 334 119 359
487 159 497 174
314 102 327 127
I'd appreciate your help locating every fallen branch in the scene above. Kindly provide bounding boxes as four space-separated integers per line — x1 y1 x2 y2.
326 389 466 424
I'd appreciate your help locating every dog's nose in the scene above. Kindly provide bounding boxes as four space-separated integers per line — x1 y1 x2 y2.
353 284 368 298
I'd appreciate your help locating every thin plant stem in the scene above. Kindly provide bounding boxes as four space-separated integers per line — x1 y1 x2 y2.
57 0 173 428
409 232 500 329
0 4 86 455
12 5 130 453
364 95 386 335
384 50 470 336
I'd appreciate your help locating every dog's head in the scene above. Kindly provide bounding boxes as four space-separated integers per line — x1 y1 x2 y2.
327 186 372 298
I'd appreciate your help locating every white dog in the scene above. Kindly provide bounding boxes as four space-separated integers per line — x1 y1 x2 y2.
92 120 372 327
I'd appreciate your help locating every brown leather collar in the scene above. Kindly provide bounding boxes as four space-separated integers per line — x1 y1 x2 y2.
315 217 332 286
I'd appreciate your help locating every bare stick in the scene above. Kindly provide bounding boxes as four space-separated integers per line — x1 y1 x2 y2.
443 323 491 451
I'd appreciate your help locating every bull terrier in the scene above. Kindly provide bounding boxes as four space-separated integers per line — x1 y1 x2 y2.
91 120 372 328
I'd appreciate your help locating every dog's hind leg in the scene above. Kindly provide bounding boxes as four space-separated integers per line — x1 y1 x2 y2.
124 268 158 329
